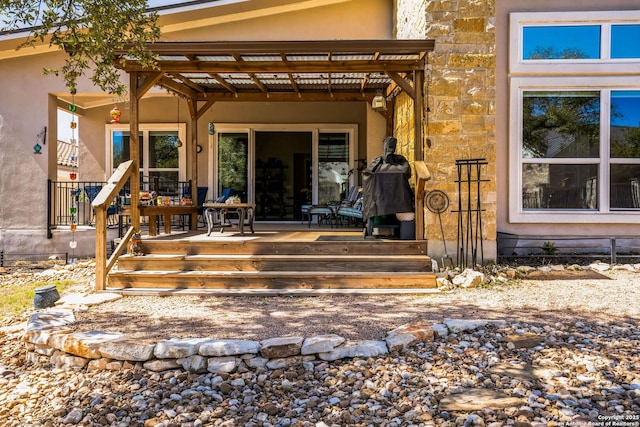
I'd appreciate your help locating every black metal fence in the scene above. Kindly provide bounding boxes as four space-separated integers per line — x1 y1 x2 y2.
497 233 640 265
47 178 194 238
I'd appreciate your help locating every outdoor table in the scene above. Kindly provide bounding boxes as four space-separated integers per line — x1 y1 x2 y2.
307 205 337 227
120 205 198 237
140 205 199 236
204 202 256 236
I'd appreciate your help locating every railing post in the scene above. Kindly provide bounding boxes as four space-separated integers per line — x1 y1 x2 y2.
95 208 108 291
47 179 53 239
610 237 616 265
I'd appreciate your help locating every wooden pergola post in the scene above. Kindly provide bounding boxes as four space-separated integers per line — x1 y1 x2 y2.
413 68 426 240
129 71 141 230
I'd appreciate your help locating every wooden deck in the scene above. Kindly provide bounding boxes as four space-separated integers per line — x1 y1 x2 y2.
107 223 437 295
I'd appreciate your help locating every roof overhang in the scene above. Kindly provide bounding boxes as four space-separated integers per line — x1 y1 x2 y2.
114 39 434 103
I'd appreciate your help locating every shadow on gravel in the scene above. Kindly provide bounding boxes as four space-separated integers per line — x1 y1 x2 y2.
72 294 639 341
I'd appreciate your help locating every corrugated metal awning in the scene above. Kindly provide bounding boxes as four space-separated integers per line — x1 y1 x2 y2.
114 39 434 103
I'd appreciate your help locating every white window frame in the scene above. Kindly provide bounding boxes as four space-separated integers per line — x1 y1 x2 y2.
509 77 640 224
208 123 358 204
105 123 187 180
510 10 640 75
509 9 640 224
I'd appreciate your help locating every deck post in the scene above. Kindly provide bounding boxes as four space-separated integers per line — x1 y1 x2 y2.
129 72 141 231
94 208 107 291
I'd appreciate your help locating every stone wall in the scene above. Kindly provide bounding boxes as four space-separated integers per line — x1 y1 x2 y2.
23 309 440 374
394 0 497 262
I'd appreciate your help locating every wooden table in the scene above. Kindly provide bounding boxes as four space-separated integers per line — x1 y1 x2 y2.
204 202 256 236
123 205 198 237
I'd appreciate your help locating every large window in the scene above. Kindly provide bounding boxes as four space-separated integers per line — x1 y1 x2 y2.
510 11 640 223
107 124 186 184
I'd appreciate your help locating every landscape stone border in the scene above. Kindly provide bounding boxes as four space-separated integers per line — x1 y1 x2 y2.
22 307 507 374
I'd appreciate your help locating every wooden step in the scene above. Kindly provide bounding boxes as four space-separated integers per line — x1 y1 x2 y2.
107 270 437 290
106 288 441 296
140 240 428 256
117 254 432 272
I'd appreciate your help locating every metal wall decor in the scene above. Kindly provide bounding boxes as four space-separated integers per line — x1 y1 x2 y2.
453 158 488 268
33 126 47 154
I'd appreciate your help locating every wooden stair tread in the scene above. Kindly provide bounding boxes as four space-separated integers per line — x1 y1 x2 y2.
102 288 441 296
111 269 434 276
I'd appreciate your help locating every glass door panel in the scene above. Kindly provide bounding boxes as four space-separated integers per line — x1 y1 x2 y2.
217 132 249 201
318 132 350 204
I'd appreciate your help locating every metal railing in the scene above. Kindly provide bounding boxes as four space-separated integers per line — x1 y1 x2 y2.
497 233 640 265
47 178 193 238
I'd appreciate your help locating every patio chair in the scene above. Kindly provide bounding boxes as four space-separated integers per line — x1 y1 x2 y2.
196 186 209 227
205 188 234 226
336 190 364 227
84 185 118 226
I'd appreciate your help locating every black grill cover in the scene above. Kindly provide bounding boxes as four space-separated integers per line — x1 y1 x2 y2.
362 156 414 220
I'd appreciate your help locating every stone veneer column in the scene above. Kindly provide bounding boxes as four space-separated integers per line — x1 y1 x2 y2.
394 0 497 261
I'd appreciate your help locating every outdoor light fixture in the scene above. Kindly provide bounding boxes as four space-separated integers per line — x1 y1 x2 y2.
371 90 387 111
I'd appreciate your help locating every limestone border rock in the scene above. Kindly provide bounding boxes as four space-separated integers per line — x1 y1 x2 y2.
22 308 508 374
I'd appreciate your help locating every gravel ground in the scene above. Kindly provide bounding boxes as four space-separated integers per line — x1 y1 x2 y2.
67 265 640 341
0 262 639 427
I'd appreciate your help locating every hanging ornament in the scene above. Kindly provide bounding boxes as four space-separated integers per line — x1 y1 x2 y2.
110 105 121 123
33 143 42 154
69 89 79 264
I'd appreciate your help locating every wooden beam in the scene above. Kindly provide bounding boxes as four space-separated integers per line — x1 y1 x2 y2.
154 90 376 103
195 97 216 121
115 39 435 56
247 73 268 94
170 73 207 93
158 75 199 99
190 106 198 217
414 69 425 161
210 73 238 96
136 72 163 99
387 72 415 99
119 61 426 74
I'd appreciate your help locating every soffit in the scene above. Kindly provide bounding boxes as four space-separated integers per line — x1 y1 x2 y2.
114 39 434 103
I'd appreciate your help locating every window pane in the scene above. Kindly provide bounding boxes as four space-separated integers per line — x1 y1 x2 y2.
610 164 640 209
611 25 640 59
148 171 180 196
218 133 248 201
112 131 143 169
610 91 640 158
523 26 600 60
522 163 598 209
523 91 600 159
318 133 350 204
149 131 179 168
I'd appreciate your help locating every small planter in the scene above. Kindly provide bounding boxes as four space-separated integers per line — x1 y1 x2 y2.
34 284 60 309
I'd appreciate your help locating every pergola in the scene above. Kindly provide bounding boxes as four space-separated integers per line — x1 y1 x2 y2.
113 39 434 234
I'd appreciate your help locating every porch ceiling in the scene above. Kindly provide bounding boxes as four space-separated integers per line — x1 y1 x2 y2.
114 39 434 103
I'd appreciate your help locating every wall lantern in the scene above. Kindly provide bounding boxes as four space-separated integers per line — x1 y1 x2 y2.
371 90 387 111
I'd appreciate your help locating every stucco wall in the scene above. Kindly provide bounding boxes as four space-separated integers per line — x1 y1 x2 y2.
0 50 104 258
395 0 497 263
